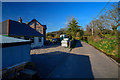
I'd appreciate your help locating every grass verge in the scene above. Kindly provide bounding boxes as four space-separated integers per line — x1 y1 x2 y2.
82 39 120 63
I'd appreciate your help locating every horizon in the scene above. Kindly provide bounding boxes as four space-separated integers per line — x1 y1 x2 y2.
2 2 115 33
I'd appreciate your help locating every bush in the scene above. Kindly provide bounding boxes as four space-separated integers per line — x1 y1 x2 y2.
81 36 88 43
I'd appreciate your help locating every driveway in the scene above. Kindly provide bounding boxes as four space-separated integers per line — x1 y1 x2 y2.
30 41 119 79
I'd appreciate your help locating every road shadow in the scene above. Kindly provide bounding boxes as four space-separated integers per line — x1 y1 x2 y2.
31 51 94 79
75 40 83 48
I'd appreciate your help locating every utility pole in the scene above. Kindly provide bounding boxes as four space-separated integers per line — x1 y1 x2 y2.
92 21 94 36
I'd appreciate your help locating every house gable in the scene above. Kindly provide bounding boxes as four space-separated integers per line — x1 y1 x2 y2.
1 19 43 37
27 19 47 41
27 19 45 34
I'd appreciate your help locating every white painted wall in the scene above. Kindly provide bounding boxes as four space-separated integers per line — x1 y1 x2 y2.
31 37 44 48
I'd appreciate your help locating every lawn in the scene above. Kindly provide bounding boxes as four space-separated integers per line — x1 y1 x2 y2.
89 39 118 56
82 35 120 63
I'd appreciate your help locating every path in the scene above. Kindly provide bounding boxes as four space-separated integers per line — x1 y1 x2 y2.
30 41 119 79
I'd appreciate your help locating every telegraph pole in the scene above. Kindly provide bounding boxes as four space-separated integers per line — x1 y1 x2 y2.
92 21 94 36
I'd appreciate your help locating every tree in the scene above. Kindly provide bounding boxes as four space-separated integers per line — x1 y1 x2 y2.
85 25 92 36
85 20 99 36
103 3 119 35
95 19 105 37
76 29 84 39
66 17 81 39
46 32 55 39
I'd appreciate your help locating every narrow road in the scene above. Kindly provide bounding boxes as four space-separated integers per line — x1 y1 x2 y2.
70 41 119 78
31 41 119 79
48 53 94 78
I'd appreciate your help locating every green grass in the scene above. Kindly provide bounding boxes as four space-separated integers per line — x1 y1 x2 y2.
81 34 119 63
87 38 120 63
89 39 118 56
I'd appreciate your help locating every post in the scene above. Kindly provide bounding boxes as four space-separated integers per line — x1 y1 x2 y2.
92 22 94 36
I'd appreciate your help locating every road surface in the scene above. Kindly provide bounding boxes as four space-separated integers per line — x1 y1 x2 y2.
31 41 119 79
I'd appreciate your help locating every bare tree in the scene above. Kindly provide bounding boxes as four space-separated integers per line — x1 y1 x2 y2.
103 3 119 33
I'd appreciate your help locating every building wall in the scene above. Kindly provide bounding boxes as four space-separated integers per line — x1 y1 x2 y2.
37 26 43 34
31 37 44 48
1 20 8 35
2 44 31 69
28 21 46 41
29 23 43 34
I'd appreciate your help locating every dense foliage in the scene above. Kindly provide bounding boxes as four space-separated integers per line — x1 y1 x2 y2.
66 17 83 39
46 28 66 39
83 3 120 62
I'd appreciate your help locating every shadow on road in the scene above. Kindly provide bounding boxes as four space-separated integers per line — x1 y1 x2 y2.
31 51 94 79
75 40 83 48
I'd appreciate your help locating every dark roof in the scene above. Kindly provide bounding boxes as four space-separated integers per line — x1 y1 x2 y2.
7 19 43 37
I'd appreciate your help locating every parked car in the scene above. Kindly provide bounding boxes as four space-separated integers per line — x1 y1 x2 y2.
52 38 57 43
44 40 50 45
56 38 60 42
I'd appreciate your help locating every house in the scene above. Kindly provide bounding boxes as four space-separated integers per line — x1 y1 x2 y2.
0 35 31 79
1 18 44 48
27 18 47 43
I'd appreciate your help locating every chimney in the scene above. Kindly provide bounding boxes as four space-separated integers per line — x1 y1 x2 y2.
19 17 22 23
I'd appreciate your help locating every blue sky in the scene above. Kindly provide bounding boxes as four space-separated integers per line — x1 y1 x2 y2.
2 2 114 33
1 0 119 2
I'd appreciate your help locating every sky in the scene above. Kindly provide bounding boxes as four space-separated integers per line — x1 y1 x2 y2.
1 0 119 2
2 2 115 33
